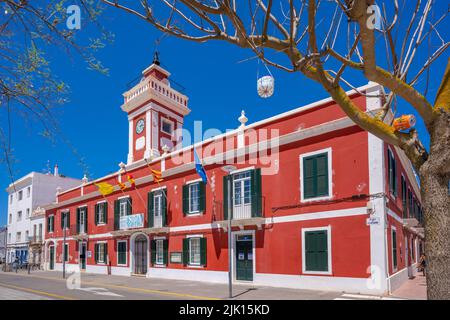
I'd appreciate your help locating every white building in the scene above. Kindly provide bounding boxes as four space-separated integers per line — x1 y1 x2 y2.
0 226 6 262
5 166 82 264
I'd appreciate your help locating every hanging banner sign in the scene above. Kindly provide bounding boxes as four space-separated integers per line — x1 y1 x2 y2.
120 213 144 230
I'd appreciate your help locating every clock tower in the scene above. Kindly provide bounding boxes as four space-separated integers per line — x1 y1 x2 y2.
121 53 190 164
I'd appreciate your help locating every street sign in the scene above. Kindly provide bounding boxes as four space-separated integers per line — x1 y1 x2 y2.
366 217 380 225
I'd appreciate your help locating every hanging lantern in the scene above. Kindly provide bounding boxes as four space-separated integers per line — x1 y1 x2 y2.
393 115 416 131
257 75 275 98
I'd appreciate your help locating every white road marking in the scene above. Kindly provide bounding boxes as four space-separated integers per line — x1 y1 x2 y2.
76 287 124 297
334 293 406 300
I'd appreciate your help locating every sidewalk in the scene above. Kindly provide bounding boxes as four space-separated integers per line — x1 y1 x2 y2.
391 274 427 300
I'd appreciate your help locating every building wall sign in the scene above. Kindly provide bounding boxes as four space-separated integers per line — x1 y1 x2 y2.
120 214 144 230
170 252 182 264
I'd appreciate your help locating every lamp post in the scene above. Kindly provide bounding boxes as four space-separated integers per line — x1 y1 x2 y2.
221 165 236 299
62 213 67 279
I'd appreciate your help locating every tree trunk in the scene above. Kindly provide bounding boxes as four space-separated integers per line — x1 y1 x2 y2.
419 111 450 300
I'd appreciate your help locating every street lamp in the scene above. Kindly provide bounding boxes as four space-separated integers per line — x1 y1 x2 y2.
221 165 236 299
63 213 67 279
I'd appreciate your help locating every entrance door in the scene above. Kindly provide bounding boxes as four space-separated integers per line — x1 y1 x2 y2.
49 246 55 270
134 235 147 275
235 235 253 281
80 243 87 270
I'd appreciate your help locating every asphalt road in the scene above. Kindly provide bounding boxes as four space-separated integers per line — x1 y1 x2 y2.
0 272 195 300
0 271 409 300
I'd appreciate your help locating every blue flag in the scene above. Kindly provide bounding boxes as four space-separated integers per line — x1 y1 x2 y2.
194 149 208 184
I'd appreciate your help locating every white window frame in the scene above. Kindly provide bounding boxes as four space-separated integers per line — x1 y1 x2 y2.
299 147 333 203
155 239 164 265
97 241 107 264
26 208 30 219
27 187 31 198
17 211 22 222
18 190 23 201
391 226 398 273
160 117 174 135
301 225 332 275
119 198 128 217
188 237 201 266
16 232 22 243
8 214 12 225
117 240 127 266
188 182 201 214
97 201 106 225
48 215 54 233
9 194 13 204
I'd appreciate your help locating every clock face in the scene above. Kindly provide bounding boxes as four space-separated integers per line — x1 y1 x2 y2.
135 119 145 134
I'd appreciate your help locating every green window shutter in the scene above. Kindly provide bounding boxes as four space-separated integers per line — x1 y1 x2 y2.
127 197 132 215
94 243 99 264
94 204 99 226
103 203 108 224
163 239 168 265
251 169 262 217
67 212 70 229
52 216 54 232
47 217 50 232
223 175 231 220
303 157 315 199
60 213 64 229
305 232 316 271
182 238 189 265
200 237 207 266
150 240 156 266
316 231 328 271
118 242 126 265
315 154 328 197
104 243 108 264
182 185 189 215
76 208 80 233
162 189 168 227
303 153 329 199
114 200 120 230
199 182 206 213
304 230 328 272
148 192 154 228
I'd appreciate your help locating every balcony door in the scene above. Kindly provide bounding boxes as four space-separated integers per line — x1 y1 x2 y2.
233 171 252 219
153 192 163 228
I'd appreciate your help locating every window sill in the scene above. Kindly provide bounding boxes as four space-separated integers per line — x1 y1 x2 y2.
302 270 332 276
186 212 203 217
153 264 167 268
186 264 204 269
301 195 332 203
117 264 128 267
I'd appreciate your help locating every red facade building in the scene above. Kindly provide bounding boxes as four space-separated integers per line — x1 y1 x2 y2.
44 59 424 295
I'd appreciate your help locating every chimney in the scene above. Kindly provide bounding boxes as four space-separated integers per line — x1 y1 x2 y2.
54 164 59 177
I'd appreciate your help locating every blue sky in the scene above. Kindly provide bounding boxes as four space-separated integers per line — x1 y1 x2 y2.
0 2 447 225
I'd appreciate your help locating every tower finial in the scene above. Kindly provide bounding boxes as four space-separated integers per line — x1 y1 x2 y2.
153 50 160 66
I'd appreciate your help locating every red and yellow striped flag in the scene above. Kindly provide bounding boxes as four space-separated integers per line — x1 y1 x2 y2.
151 169 164 183
127 174 136 188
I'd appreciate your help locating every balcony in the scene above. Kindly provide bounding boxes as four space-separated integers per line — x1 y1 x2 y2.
213 195 265 230
121 76 190 116
27 235 43 246
69 224 89 240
